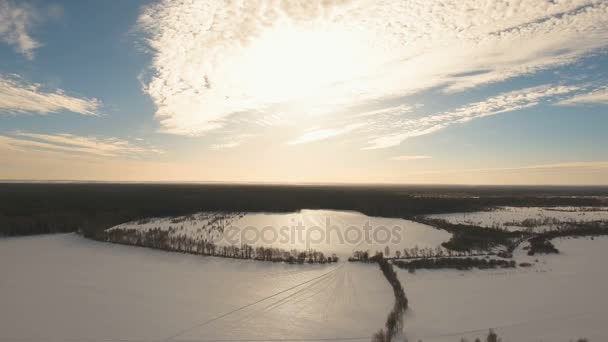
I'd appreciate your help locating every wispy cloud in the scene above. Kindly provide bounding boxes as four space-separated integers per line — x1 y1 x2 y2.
0 75 100 115
354 104 414 118
0 0 39 59
391 155 432 161
288 123 366 145
211 134 257 149
364 85 578 150
0 132 162 158
137 0 608 136
0 0 50 59
557 86 608 105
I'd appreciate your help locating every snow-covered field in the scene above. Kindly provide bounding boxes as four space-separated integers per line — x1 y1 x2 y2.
2 233 608 341
0 233 392 342
400 236 608 342
428 206 608 232
109 209 452 258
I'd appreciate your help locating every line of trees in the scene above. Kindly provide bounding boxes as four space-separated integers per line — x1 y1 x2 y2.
371 252 408 342
526 220 608 255
102 228 338 264
393 257 516 272
349 247 501 263
413 217 525 252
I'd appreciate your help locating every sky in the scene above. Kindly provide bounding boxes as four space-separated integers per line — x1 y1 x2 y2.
0 0 607 185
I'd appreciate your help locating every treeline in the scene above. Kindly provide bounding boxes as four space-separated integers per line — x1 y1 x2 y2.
416 218 608 256
102 228 338 264
0 212 83 236
527 221 608 255
370 253 408 342
2 183 606 237
504 216 562 228
349 248 496 263
393 257 516 272
414 217 525 252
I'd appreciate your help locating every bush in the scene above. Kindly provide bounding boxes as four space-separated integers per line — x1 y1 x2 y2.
527 237 559 255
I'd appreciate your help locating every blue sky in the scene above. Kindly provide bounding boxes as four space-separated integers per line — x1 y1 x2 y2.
1 0 607 184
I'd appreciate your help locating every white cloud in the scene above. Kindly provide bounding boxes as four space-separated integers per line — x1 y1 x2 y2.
288 123 366 145
0 0 41 59
211 133 257 149
0 132 162 158
0 75 100 115
138 0 608 136
558 86 608 105
391 155 432 161
354 104 414 118
364 85 579 149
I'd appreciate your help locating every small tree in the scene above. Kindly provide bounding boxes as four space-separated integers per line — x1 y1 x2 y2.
486 329 499 342
371 329 386 342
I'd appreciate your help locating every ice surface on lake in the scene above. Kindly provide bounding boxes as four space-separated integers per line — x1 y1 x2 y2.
400 236 608 342
0 234 392 341
428 206 608 232
109 209 452 257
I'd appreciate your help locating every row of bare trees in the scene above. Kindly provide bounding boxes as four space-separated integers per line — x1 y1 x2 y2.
349 246 489 263
371 252 408 342
102 228 339 264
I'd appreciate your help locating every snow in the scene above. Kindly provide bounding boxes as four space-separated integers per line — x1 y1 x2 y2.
0 233 392 342
109 209 452 258
400 236 608 342
428 206 608 232
3 212 608 342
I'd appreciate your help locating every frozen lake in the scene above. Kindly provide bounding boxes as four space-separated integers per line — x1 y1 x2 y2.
0 233 392 342
109 209 452 258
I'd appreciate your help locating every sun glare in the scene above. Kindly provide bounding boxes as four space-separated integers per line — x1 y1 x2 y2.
214 22 387 115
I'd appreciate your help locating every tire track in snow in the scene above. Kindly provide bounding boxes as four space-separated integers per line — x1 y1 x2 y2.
260 268 342 313
231 265 343 326
164 264 344 341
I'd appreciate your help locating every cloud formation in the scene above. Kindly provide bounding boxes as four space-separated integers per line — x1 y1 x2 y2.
0 75 100 115
558 86 608 105
288 123 366 145
0 132 161 158
364 85 579 149
0 0 41 59
138 0 608 135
